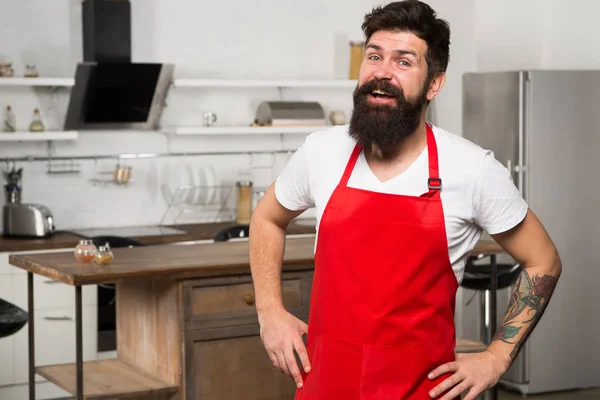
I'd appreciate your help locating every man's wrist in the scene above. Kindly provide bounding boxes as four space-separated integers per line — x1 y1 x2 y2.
256 300 284 320
485 343 513 375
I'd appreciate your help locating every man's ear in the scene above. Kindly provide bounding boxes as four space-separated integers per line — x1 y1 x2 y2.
427 72 446 101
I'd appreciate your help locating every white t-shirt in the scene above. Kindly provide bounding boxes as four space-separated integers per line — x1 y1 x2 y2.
275 124 528 284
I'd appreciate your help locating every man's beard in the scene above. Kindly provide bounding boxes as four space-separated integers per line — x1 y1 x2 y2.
348 79 428 151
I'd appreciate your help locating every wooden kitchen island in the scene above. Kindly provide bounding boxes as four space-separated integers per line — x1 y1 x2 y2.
8 237 501 400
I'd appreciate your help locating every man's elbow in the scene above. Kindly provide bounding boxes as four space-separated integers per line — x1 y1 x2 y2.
547 244 563 278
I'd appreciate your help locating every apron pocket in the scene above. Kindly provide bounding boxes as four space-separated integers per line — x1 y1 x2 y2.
295 335 322 400
297 334 363 400
361 344 416 400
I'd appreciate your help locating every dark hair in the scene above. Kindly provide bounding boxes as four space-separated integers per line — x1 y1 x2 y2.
361 0 450 83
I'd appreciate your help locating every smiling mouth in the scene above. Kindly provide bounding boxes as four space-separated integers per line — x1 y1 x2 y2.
370 89 396 100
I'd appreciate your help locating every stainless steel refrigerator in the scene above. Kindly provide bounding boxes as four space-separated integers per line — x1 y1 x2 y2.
462 70 600 395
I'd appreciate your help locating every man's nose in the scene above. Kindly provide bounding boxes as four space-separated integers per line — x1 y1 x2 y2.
372 61 394 80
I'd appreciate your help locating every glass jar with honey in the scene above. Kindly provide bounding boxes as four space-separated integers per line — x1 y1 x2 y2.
95 245 114 265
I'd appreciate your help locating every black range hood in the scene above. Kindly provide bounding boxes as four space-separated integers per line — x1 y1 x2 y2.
64 0 173 131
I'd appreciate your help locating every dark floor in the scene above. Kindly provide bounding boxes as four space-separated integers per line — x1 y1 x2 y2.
499 387 600 399
57 387 600 400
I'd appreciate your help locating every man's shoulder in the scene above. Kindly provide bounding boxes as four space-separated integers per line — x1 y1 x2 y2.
432 124 492 172
433 125 490 157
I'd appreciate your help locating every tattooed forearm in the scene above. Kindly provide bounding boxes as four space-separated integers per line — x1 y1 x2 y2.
492 270 559 359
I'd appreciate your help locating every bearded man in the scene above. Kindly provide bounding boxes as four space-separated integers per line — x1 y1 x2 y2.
248 1 561 399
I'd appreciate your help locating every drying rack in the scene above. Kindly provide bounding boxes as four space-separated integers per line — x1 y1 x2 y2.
159 183 236 225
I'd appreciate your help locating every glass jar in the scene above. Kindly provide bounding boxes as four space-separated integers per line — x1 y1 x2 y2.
0 63 14 77
74 240 97 263
95 245 114 265
349 41 365 80
29 108 44 132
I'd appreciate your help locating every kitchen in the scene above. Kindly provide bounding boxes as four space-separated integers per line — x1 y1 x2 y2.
1 0 600 399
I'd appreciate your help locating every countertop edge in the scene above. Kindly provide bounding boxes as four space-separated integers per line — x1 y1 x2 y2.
8 254 315 286
9 254 76 285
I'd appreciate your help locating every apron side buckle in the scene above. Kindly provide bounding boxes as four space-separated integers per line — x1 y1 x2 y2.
428 177 442 190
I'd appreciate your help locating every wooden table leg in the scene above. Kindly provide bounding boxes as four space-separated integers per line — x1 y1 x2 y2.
116 279 182 397
75 285 83 400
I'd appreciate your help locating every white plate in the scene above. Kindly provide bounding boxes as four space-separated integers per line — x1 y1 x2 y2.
202 165 218 205
194 166 208 205
162 162 193 204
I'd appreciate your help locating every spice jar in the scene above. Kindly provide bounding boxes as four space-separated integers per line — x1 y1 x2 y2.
236 181 253 225
74 240 97 263
24 64 39 78
95 245 114 265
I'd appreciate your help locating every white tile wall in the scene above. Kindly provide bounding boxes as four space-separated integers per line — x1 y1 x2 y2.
9 0 586 231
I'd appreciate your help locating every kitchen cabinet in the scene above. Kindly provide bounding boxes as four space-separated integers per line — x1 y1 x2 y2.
0 251 11 274
0 250 97 389
0 274 15 386
181 272 312 399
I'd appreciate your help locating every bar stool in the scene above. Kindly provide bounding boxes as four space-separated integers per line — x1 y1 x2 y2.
461 258 522 344
460 257 522 400
0 298 28 338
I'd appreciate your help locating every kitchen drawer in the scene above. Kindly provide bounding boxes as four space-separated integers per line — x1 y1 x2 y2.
14 305 97 384
0 270 14 302
0 252 10 275
183 270 312 331
12 273 97 311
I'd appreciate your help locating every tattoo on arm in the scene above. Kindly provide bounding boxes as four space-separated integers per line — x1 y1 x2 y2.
492 270 559 359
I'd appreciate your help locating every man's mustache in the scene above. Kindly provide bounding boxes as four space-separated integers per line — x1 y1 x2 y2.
355 79 403 100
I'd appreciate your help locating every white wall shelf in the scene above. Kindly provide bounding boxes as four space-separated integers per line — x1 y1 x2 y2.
0 77 75 87
163 125 329 135
172 79 357 89
0 131 79 141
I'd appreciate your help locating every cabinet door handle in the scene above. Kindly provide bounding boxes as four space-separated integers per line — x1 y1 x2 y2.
44 316 73 321
43 280 60 284
243 293 255 306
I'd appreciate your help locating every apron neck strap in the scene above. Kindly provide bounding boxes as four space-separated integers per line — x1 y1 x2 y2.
424 123 442 197
341 124 442 194
340 144 362 186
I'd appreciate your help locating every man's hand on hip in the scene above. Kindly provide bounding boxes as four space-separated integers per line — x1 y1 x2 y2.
258 307 310 389
427 350 507 400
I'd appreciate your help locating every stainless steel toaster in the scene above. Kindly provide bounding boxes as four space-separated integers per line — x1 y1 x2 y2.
2 203 55 237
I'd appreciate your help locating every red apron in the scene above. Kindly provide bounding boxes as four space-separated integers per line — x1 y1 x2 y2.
295 125 458 399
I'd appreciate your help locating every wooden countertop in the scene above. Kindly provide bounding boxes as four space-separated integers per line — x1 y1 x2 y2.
9 236 503 286
0 220 316 252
